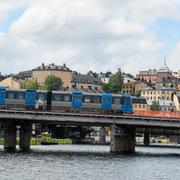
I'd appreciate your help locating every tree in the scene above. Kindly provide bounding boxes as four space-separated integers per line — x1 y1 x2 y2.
150 101 161 111
21 80 39 90
103 69 123 93
44 75 63 91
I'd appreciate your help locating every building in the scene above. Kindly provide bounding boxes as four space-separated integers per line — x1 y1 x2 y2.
135 82 148 95
97 72 112 84
137 60 173 85
0 77 21 89
157 60 173 83
15 70 32 80
0 73 5 82
123 73 137 84
132 96 148 111
32 63 73 88
141 86 179 101
147 100 175 112
122 82 136 95
71 72 103 92
137 69 157 84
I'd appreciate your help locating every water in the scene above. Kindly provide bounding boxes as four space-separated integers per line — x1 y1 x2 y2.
0 145 180 180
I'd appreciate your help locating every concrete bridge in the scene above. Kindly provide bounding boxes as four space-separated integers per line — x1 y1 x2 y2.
1 109 180 153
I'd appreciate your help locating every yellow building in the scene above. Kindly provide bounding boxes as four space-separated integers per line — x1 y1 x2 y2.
132 96 149 111
0 77 21 89
141 87 179 101
122 82 136 95
32 63 73 88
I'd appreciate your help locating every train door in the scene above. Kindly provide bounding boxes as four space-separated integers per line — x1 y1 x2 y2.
0 88 6 105
25 90 37 107
46 91 52 110
121 95 133 113
101 94 112 110
72 93 82 108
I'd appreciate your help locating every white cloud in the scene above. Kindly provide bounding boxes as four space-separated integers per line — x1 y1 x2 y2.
0 0 179 74
169 42 180 71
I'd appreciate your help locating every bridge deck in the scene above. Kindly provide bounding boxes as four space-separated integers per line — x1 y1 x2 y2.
0 109 180 128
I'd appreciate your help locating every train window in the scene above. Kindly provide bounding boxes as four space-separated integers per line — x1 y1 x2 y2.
73 96 81 102
107 98 112 103
38 93 46 100
102 98 106 103
84 96 90 103
8 92 14 99
17 92 25 99
122 97 130 105
94 96 100 103
53 94 61 101
64 95 70 102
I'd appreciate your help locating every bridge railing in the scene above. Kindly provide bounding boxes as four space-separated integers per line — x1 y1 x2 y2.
0 104 116 116
1 104 180 120
133 110 180 119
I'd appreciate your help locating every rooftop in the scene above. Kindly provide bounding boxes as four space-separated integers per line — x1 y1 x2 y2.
72 72 102 85
158 58 171 73
33 63 72 71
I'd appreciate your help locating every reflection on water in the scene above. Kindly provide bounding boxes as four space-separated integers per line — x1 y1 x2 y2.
0 145 180 180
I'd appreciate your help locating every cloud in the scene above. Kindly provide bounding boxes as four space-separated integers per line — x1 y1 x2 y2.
169 42 180 71
0 0 179 75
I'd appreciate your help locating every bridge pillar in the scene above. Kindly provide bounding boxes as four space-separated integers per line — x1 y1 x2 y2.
99 127 106 144
110 125 135 153
4 120 16 151
19 123 32 151
144 131 150 146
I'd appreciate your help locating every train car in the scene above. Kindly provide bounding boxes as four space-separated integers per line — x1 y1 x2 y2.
0 88 6 108
36 90 47 110
82 93 102 110
25 89 37 110
51 91 72 111
0 88 133 114
6 89 26 109
120 94 133 113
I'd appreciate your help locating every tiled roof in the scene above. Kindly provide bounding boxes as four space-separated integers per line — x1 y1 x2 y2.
72 72 102 85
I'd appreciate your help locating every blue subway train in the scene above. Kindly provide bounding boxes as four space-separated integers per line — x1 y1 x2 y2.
0 88 133 113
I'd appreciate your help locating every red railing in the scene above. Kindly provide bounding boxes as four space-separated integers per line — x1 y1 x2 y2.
133 110 180 119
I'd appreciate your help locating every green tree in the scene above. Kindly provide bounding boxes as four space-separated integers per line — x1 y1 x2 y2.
44 75 63 91
21 80 39 90
103 69 123 93
150 101 161 111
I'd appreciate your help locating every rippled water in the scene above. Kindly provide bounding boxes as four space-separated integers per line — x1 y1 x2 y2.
0 145 180 180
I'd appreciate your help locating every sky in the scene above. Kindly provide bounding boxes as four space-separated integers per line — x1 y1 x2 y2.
0 0 180 75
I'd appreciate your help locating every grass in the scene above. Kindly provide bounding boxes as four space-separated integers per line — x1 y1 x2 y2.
0 138 72 145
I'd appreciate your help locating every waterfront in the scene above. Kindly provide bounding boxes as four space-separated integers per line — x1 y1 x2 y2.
0 145 180 180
